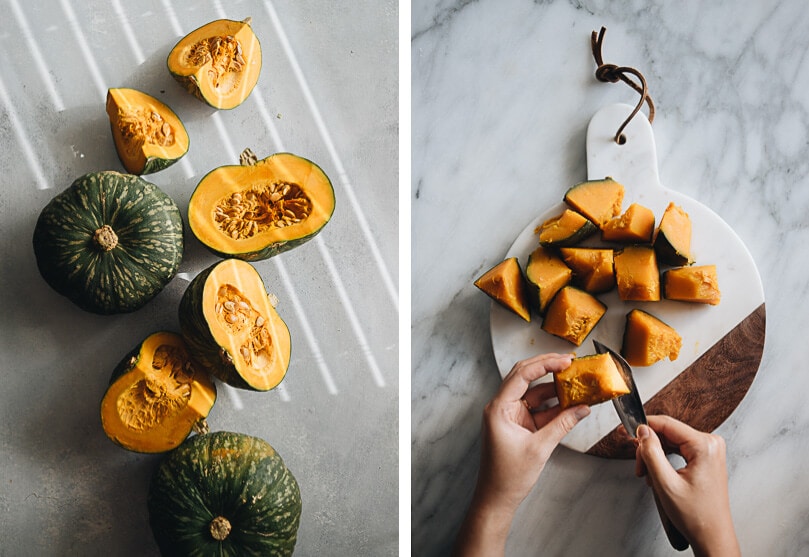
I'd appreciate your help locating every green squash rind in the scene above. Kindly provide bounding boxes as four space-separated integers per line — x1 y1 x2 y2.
178 262 242 385
32 171 184 314
108 342 143 386
537 214 598 247
148 431 301 556
653 233 695 267
203 233 323 262
141 154 182 176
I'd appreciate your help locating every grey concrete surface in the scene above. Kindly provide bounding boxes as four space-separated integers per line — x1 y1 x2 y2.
0 1 398 554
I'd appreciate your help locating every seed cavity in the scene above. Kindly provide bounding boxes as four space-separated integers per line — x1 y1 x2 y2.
215 285 274 370
185 34 246 92
214 182 312 240
116 108 176 152
117 345 193 432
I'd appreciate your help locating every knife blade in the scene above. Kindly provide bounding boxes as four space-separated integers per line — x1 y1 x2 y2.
592 340 690 551
593 340 647 436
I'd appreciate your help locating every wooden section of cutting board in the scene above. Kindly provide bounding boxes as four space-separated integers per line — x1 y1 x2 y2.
587 303 765 458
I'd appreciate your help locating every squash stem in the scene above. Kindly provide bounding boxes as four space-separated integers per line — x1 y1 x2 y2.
93 224 119 251
192 418 209 435
239 147 258 166
209 516 232 541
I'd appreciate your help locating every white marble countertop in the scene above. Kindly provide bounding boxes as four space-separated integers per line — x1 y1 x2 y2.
0 1 397 554
412 1 805 555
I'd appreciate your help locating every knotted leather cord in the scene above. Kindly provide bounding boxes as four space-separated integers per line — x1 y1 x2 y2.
591 26 655 144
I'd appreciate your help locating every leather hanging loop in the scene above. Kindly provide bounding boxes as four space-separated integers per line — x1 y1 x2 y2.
591 26 655 144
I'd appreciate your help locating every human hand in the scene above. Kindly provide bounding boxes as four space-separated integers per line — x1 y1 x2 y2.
635 415 740 557
454 353 590 557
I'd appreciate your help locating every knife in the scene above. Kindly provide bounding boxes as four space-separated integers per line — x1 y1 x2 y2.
593 340 690 551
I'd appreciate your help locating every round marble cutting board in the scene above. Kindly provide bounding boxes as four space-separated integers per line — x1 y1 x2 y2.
490 104 766 458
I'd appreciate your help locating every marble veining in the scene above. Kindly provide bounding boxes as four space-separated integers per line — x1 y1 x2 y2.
412 1 809 555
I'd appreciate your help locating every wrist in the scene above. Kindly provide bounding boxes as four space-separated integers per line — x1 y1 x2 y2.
453 491 518 557
690 520 740 557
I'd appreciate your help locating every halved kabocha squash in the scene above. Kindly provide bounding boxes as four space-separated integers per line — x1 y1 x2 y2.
474 257 531 322
100 331 216 453
602 202 655 243
663 265 721 305
614 246 660 301
524 247 572 315
554 353 630 409
189 149 335 261
563 177 625 228
167 18 261 109
654 202 694 266
558 247 615 294
621 309 682 366
541 286 606 346
535 209 597 247
106 88 189 175
179 258 291 391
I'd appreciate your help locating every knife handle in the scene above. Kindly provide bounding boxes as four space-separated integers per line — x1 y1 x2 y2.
652 490 690 551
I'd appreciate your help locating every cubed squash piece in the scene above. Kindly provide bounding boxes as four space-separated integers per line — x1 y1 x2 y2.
524 247 572 315
622 309 682 366
535 209 597 247
541 286 606 346
614 246 660 301
663 265 721 305
602 202 655 243
474 258 531 321
654 202 694 266
554 353 630 409
563 177 625 228
559 247 615 293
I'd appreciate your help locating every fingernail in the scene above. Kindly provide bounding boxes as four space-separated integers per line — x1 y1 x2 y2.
574 405 591 420
636 424 649 439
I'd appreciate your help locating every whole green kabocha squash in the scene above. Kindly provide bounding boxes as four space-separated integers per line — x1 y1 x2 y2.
148 431 302 556
32 171 184 314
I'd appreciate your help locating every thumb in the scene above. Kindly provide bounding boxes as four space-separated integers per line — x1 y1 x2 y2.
537 405 590 447
636 424 679 489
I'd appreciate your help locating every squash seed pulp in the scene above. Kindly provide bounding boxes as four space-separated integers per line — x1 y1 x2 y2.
116 107 177 154
216 285 273 370
214 181 312 240
117 345 193 433
185 34 246 92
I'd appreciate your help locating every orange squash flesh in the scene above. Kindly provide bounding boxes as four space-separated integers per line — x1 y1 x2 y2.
535 209 597 246
559 247 615 294
474 258 531 322
100 331 216 453
541 286 606 346
602 202 655 243
105 88 189 175
554 353 630 409
563 177 625 228
622 309 682 366
614 246 661 301
663 265 721 305
201 259 291 391
167 18 262 110
188 152 336 261
654 202 694 266
524 247 572 315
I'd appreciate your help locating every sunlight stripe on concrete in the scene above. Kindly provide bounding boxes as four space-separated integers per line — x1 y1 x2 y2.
262 0 398 311
0 74 50 190
10 0 65 111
